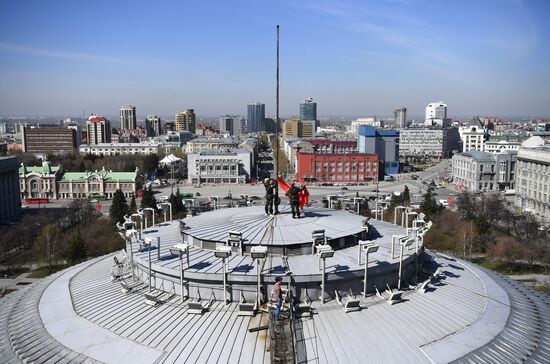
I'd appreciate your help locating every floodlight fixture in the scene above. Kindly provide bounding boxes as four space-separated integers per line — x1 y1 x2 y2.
215 246 232 259
251 246 268 259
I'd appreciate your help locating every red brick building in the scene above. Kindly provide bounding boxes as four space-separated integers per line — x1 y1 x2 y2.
296 152 381 183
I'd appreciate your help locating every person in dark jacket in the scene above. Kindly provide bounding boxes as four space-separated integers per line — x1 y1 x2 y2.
285 180 304 218
263 177 274 215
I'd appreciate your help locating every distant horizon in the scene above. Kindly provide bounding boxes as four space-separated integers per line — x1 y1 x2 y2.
2 113 548 124
1 1 549 117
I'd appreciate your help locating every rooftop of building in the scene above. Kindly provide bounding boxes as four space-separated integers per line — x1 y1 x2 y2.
19 161 61 175
87 116 110 123
1 210 548 363
194 148 252 156
358 125 399 137
458 150 497 161
79 142 161 147
60 167 138 182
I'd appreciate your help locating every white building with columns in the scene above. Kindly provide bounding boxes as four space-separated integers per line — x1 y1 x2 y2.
459 117 486 152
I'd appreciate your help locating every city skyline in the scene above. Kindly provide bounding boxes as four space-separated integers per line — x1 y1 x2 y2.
1 0 549 118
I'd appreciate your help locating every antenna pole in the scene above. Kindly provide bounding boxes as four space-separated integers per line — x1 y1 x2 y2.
275 25 280 178
274 25 280 214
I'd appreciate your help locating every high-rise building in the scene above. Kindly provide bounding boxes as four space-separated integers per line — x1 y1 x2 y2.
120 105 137 130
0 122 7 135
67 124 82 147
247 102 265 133
22 127 77 154
394 107 407 128
86 115 112 144
219 115 245 136
146 115 161 137
425 102 448 126
282 116 317 139
358 125 400 175
300 98 317 121
175 109 196 133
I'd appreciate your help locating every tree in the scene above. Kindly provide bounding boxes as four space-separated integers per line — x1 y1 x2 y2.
359 201 371 217
110 189 129 224
456 191 476 220
129 195 137 213
175 188 185 212
140 186 157 209
142 154 159 179
402 185 410 206
488 237 522 272
420 185 439 218
66 228 87 264
35 224 60 275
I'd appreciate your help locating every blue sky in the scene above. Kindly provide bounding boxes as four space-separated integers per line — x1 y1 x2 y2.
1 0 549 119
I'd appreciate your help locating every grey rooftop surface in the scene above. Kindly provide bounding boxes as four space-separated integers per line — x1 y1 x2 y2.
1 250 549 363
181 205 366 247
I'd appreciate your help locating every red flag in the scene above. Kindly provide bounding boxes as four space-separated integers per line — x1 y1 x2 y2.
96 201 103 211
277 176 290 193
299 185 309 208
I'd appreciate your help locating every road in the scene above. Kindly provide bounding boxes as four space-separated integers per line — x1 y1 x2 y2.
21 160 456 212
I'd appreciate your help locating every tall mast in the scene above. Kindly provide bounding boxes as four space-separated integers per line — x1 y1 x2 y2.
275 25 280 178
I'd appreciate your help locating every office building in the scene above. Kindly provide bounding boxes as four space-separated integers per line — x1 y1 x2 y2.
300 98 317 121
425 102 448 126
296 152 380 183
452 150 517 192
350 118 384 134
219 115 246 136
0 156 20 224
460 117 486 152
187 149 252 184
399 127 461 158
79 142 161 156
175 109 196 133
145 115 162 137
394 107 407 128
300 120 317 138
282 116 317 139
86 115 111 144
263 118 277 133
247 102 265 133
120 105 137 130
515 136 550 220
66 124 82 147
0 122 7 135
22 127 77 154
358 126 399 174
484 132 529 154
186 137 239 154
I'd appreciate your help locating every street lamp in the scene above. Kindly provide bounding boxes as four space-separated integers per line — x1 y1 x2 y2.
316 245 334 304
157 202 172 222
131 212 143 239
405 209 417 230
142 207 155 228
142 237 154 292
251 246 268 308
124 228 137 280
361 244 379 298
170 243 190 303
215 246 232 304
394 206 407 226
398 238 414 290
